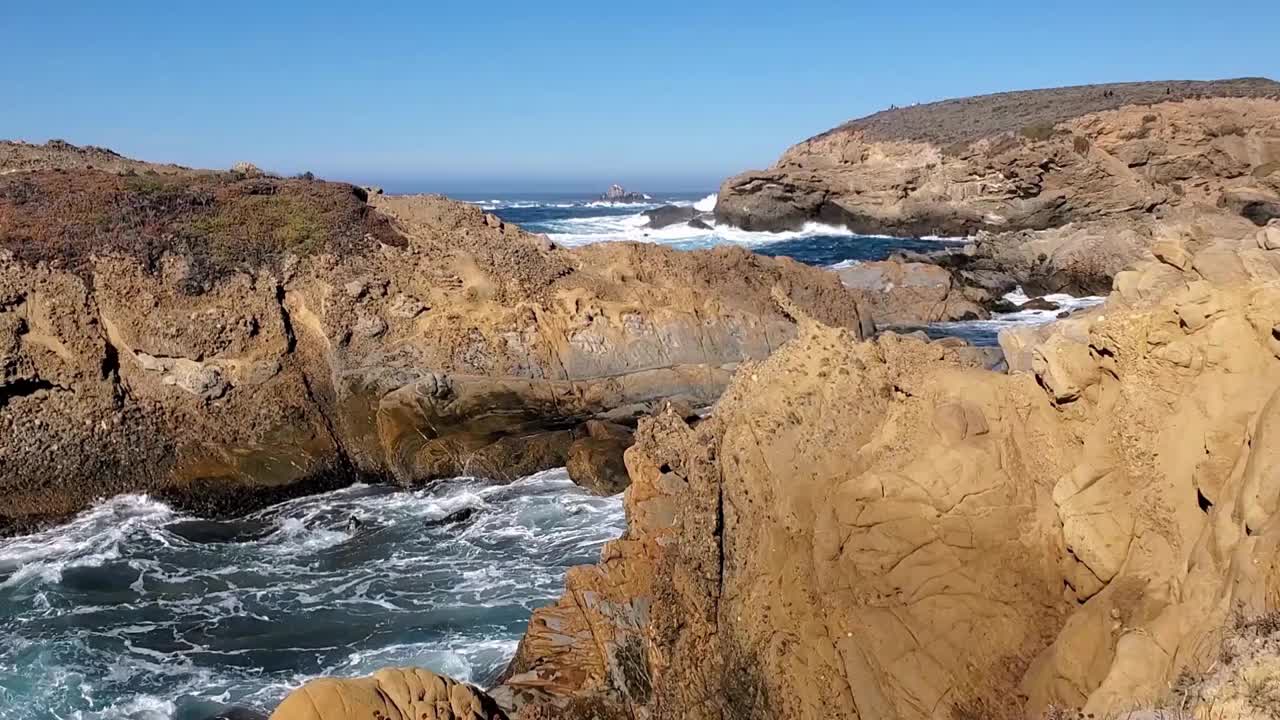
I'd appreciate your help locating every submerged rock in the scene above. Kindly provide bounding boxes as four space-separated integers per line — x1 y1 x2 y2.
426 507 477 528
598 183 648 203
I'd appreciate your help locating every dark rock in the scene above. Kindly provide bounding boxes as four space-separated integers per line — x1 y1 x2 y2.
599 184 649 203
165 518 275 544
643 205 697 229
688 217 713 230
1019 297 1060 311
426 507 477 528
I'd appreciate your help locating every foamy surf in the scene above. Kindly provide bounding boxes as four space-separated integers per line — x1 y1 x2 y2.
0 469 625 719
913 287 1106 346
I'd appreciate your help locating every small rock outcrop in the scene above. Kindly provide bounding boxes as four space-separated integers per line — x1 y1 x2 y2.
642 205 715 230
270 667 506 720
598 184 649 203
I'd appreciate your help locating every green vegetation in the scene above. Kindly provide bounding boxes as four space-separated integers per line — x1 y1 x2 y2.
1020 121 1058 142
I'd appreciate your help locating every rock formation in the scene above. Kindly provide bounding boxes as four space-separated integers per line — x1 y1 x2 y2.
496 217 1280 719
716 78 1280 295
269 667 506 720
835 259 985 323
642 205 715 230
599 184 649 203
0 143 865 533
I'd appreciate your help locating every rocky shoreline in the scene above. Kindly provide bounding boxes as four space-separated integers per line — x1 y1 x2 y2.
0 144 866 534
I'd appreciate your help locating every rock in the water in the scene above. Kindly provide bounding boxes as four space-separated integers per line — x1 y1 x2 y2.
1019 296 1060 311
688 217 713 230
598 183 648 203
269 667 505 720
643 205 697 229
165 519 275 544
565 420 635 496
426 507 477 528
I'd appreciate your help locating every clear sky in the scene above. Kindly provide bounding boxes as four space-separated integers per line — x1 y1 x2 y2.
3 1 1278 192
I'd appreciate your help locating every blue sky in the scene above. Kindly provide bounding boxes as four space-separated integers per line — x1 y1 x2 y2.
3 1 1278 192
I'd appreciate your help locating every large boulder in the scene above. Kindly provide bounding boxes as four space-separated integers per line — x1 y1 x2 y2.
642 205 698 229
270 667 506 720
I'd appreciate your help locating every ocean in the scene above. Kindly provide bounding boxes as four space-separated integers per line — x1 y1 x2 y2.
0 191 1100 719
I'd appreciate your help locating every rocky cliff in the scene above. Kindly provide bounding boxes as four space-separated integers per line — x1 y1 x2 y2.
495 216 1280 719
716 78 1280 297
0 143 865 533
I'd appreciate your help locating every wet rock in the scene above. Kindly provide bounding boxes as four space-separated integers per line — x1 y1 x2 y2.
1019 296 1060 311
166 518 275 544
426 507 477 528
643 205 697 229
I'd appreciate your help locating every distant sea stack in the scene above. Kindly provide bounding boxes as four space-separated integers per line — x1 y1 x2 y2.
598 183 650 203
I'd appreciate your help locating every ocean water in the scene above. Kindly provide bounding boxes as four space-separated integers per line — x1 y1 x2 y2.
472 192 1103 344
0 470 624 720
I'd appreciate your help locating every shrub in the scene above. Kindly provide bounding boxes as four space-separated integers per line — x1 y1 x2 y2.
1021 121 1058 142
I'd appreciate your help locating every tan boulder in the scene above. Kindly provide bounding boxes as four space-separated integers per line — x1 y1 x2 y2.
565 420 635 495
270 667 506 720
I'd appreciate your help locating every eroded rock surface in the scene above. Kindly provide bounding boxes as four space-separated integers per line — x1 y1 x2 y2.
499 229 1280 719
269 667 506 720
0 145 865 532
716 80 1280 295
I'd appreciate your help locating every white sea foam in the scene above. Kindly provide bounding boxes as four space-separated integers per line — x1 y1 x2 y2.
0 469 625 718
918 287 1106 346
693 192 718 212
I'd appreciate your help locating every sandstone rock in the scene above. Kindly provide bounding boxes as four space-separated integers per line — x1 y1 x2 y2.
1258 221 1280 251
716 83 1280 293
1153 237 1193 269
269 667 506 720
500 235 1280 720
566 420 634 495
836 259 984 323
388 293 428 318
